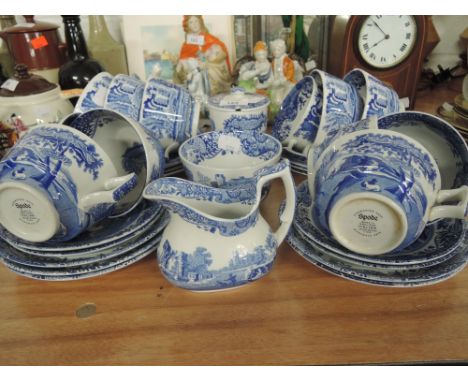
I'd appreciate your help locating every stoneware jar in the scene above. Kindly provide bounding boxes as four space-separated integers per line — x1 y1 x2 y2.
311 130 468 255
207 87 270 133
0 64 74 131
143 160 296 292
0 124 137 242
178 130 281 188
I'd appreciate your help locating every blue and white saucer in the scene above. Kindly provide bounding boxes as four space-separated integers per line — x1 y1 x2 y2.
0 235 160 281
287 224 468 287
0 211 169 267
0 200 162 252
293 181 465 267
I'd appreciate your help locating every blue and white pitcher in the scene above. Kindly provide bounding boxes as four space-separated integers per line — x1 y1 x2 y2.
143 160 296 292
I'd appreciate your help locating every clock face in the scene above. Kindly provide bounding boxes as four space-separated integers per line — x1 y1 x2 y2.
357 15 418 69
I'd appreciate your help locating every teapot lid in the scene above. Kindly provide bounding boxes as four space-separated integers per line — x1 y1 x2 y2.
2 16 59 33
0 64 56 97
208 87 269 111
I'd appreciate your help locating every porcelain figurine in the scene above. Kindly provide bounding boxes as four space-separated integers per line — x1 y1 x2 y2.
143 160 296 292
311 130 468 255
206 87 270 133
238 41 273 94
175 15 232 96
269 39 300 113
0 124 138 243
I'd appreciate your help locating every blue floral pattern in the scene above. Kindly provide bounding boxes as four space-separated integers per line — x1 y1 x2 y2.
105 75 145 121
222 112 267 133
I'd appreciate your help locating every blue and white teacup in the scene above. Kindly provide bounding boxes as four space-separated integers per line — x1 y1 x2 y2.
179 130 282 189
310 69 363 146
272 76 321 150
66 108 165 217
104 74 145 121
306 115 378 177
0 124 138 243
139 77 200 158
343 68 403 119
311 130 468 255
74 72 113 114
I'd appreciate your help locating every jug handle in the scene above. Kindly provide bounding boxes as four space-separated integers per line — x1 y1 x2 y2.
428 185 468 222
255 160 296 244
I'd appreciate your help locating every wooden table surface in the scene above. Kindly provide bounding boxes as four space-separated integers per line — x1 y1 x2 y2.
1 82 467 366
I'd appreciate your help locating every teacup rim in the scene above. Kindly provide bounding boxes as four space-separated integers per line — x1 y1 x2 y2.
74 71 113 113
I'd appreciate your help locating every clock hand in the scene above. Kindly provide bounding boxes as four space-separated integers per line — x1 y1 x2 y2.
369 34 391 49
372 19 387 36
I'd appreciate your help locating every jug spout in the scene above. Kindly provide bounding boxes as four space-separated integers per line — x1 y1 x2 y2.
143 160 295 241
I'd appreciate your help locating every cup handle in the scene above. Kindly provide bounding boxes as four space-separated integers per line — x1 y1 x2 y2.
164 142 180 159
78 173 138 212
428 185 468 221
255 160 296 244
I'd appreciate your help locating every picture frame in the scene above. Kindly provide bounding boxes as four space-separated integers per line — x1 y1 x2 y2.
121 15 236 81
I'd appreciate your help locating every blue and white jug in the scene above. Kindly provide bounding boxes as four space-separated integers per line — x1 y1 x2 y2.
143 160 296 292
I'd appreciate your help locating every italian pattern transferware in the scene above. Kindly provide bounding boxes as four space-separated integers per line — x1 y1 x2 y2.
0 235 161 281
105 74 145 121
272 76 315 143
292 181 465 267
287 224 468 287
139 77 198 157
310 69 363 146
311 130 442 253
67 108 166 216
143 160 296 291
343 68 401 119
0 125 137 242
377 111 468 189
0 211 168 267
0 200 162 252
75 72 113 113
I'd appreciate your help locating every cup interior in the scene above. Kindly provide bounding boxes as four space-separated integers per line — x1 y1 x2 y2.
179 131 282 173
67 109 148 215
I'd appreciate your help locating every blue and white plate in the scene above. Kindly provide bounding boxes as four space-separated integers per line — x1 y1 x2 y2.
0 211 169 267
0 200 162 252
287 225 468 287
293 181 465 266
0 235 160 281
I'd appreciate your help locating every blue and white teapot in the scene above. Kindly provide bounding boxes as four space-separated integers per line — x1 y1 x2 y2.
143 159 295 292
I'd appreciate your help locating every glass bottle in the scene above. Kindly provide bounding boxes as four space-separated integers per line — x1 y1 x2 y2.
88 15 128 75
59 15 104 90
0 15 16 78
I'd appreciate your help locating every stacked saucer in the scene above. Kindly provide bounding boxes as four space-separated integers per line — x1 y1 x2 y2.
286 181 468 287
0 201 168 281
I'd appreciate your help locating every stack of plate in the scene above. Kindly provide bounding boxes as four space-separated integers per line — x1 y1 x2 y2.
281 146 308 175
0 201 168 281
285 181 468 287
164 155 184 176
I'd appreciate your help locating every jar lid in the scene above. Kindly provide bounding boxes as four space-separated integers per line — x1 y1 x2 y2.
2 15 59 33
208 87 269 111
0 64 56 97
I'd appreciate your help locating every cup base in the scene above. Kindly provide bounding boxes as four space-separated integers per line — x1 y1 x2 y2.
328 192 408 256
0 182 60 242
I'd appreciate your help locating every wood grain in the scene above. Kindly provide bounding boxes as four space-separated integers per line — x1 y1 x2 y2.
0 84 467 365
